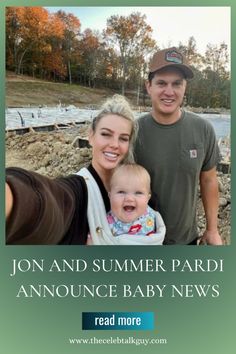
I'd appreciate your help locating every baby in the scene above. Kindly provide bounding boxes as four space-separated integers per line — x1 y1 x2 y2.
107 163 160 237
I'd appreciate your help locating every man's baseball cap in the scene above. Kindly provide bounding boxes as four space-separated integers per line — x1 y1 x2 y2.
149 47 194 79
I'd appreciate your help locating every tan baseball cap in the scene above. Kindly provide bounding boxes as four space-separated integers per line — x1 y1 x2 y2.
149 47 194 79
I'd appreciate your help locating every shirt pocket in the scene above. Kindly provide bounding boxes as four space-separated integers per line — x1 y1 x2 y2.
180 144 205 174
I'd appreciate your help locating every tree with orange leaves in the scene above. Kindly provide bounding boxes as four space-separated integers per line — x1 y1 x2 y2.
55 10 81 84
105 12 156 95
6 7 65 77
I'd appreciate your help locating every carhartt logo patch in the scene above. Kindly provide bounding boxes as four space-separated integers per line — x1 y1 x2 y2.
190 149 197 158
165 50 183 64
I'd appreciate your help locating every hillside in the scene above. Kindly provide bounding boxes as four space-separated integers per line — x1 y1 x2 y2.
5 71 117 108
6 72 228 114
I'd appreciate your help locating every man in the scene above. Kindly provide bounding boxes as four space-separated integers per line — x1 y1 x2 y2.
134 47 222 245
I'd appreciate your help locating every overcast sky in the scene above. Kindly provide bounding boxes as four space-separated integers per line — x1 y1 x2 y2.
47 6 231 55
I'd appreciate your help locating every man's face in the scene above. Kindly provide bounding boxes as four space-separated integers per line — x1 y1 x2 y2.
146 67 187 118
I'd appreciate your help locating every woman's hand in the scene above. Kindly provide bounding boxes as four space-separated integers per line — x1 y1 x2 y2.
6 183 13 219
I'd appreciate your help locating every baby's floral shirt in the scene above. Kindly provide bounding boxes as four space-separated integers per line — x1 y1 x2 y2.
107 206 156 237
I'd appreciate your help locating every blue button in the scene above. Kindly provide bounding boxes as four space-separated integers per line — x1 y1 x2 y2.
82 312 154 330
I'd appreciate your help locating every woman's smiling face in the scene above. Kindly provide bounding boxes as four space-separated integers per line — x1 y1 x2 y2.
89 114 132 174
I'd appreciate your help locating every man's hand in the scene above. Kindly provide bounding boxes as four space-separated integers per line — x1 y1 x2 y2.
199 229 223 245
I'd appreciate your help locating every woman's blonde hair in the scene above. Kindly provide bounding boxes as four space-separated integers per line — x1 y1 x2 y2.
91 94 138 163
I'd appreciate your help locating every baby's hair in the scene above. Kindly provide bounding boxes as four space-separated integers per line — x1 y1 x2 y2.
110 163 151 192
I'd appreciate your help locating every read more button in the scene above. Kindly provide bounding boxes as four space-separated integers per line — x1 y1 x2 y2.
82 312 154 330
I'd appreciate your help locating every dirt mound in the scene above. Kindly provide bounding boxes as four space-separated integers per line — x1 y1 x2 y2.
6 125 92 177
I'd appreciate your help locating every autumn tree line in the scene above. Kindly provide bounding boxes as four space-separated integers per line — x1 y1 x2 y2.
6 7 230 108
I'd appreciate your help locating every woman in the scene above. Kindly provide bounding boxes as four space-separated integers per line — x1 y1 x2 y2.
6 95 137 245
